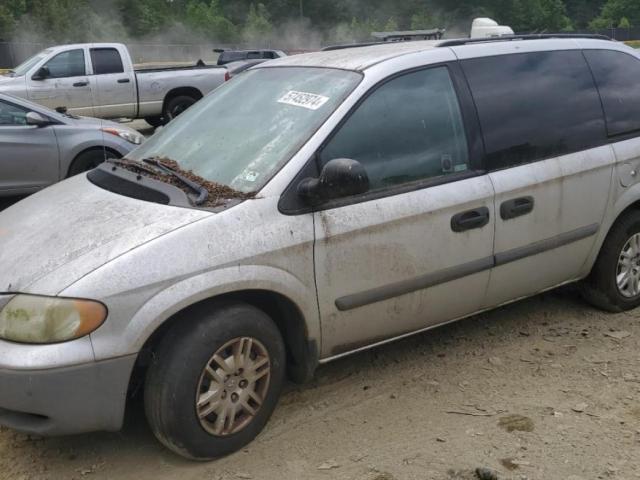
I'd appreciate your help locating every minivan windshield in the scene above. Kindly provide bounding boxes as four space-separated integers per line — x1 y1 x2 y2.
127 67 362 194
10 50 51 76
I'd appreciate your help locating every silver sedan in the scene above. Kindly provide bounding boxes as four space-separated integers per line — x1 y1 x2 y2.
0 93 143 197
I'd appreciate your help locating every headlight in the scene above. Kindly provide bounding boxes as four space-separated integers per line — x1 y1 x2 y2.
101 127 143 145
0 294 107 344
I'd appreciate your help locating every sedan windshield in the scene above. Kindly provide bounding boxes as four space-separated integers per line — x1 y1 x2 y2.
127 67 362 193
11 50 51 76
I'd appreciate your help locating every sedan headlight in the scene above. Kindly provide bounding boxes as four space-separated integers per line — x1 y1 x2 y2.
101 127 143 145
0 294 107 344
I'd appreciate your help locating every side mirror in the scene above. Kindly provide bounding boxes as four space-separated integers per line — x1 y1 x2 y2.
298 158 369 205
32 66 50 81
26 111 51 127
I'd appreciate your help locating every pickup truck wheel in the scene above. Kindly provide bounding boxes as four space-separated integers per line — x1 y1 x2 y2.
144 116 165 128
163 95 197 122
144 302 286 460
67 149 118 177
583 211 640 312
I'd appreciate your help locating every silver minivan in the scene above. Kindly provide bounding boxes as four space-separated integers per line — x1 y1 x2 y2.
1 35 640 460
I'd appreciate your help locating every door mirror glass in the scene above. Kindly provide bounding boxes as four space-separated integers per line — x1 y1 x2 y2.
25 111 50 127
298 158 369 205
32 66 50 80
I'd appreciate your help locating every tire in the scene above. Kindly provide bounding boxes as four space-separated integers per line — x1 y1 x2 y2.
583 211 640 312
144 115 165 128
67 149 118 177
144 302 286 460
163 95 197 122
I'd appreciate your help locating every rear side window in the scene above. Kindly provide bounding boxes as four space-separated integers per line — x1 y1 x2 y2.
90 48 124 75
462 51 606 170
320 67 469 191
584 50 640 137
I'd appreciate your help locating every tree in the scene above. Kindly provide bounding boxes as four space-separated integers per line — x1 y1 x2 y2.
619 16 631 28
184 0 237 40
592 0 640 29
243 3 272 44
383 17 398 32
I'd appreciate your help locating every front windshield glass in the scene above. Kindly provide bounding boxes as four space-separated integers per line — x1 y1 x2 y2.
11 50 51 76
128 67 362 193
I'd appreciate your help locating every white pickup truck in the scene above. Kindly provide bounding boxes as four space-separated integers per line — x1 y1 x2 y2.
0 43 231 126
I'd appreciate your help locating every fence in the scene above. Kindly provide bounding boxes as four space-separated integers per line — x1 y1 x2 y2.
589 27 640 42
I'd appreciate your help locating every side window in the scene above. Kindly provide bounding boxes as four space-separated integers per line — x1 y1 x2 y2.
462 51 606 171
90 48 124 75
43 49 86 78
320 67 469 191
584 49 640 137
0 100 29 126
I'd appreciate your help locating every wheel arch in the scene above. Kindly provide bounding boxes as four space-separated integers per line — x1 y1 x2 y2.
66 146 122 178
162 87 204 111
128 288 319 401
585 193 640 276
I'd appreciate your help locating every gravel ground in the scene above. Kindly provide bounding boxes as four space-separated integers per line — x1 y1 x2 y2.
1 287 639 480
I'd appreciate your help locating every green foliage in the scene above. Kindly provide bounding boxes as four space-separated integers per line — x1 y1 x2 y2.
243 2 272 43
0 0 637 44
592 0 640 29
619 16 631 28
185 0 236 40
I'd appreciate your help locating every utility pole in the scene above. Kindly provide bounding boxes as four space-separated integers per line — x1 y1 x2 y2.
299 0 303 19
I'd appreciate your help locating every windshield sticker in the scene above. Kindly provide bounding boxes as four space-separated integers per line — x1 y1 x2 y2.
278 90 330 110
242 171 259 182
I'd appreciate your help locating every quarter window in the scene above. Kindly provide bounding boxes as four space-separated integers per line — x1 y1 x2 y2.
462 51 606 170
43 49 86 78
90 48 124 75
0 100 29 126
584 49 640 137
320 67 469 191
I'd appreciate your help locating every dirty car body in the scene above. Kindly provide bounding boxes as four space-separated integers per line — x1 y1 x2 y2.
1 36 640 459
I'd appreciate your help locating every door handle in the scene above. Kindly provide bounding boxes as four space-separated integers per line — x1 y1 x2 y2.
117 78 130 83
73 81 88 87
500 196 534 220
451 207 490 232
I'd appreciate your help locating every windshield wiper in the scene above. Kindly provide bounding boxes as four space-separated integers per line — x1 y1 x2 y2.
143 158 209 206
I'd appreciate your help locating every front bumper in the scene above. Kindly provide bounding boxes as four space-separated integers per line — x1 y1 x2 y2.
0 354 136 436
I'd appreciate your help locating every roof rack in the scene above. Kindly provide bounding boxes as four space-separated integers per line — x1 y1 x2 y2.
321 33 612 53
437 33 611 47
322 42 386 52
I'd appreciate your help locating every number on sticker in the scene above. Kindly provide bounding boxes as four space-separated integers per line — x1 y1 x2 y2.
278 90 330 110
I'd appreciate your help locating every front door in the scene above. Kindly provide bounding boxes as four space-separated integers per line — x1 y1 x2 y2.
0 99 59 194
312 65 495 358
27 48 94 116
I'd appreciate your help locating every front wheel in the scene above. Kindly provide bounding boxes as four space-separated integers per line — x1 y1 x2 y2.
144 115 165 128
144 302 286 460
583 211 640 312
67 149 118 177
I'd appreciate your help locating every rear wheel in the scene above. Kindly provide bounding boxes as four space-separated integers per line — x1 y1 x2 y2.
67 149 118 177
144 302 286 460
583 211 640 312
163 95 198 123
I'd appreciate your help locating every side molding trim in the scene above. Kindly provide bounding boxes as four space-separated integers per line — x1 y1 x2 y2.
334 223 599 312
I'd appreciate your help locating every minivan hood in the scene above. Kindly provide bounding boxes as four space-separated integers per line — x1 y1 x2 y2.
0 174 211 294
